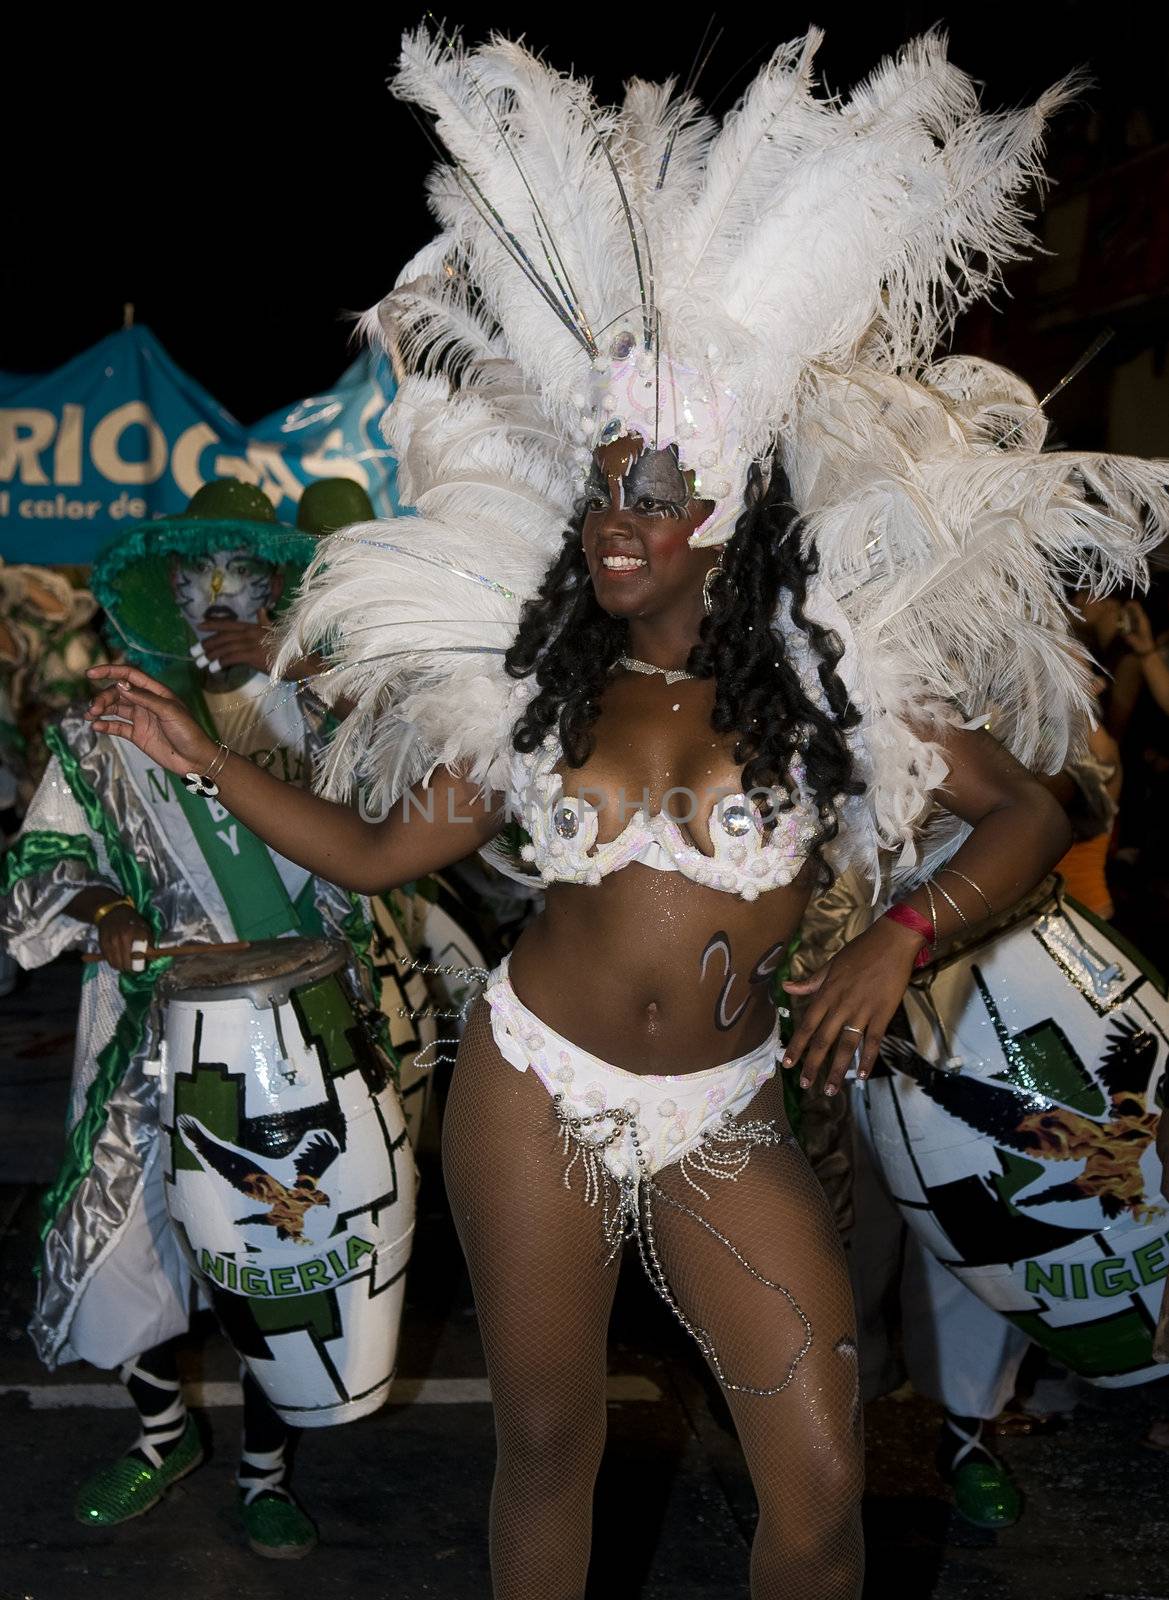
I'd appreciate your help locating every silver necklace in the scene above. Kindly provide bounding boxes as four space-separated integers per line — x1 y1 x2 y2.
614 654 698 685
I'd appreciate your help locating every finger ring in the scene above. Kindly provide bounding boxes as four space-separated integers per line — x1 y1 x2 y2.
841 1024 864 1035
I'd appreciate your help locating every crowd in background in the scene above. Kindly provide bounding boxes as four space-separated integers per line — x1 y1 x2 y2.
1068 571 1169 970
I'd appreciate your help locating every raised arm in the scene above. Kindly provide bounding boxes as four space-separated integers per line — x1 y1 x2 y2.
86 664 503 894
784 724 1071 1095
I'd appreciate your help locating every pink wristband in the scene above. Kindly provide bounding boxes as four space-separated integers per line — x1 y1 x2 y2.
883 902 935 968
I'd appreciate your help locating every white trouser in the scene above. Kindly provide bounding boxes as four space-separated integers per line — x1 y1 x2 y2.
65 1145 195 1369
848 1086 1030 1420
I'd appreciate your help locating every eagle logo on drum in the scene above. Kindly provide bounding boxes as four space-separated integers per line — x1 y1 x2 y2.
882 1012 1162 1224
177 1116 341 1245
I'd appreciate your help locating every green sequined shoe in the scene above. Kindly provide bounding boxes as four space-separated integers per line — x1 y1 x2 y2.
941 1416 1023 1529
239 1490 318 1560
950 1457 1023 1528
74 1415 204 1527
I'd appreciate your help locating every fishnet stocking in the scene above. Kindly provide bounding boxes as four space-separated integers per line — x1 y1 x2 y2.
444 1002 863 1599
651 1077 864 1598
445 1003 621 1599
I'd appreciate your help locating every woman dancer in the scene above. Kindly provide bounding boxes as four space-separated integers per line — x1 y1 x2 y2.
85 30 1167 1599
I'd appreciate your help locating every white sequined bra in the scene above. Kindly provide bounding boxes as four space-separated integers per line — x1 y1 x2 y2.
510 739 821 901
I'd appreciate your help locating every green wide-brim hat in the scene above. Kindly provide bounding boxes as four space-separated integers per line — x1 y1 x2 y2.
91 480 318 670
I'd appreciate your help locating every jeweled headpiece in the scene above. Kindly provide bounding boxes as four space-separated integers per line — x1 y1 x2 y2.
375 27 1079 547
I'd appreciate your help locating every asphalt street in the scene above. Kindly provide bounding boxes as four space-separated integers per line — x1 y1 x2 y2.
1 960 1167 1600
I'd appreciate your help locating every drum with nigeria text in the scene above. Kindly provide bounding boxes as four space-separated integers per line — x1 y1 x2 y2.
158 938 415 1425
867 878 1168 1387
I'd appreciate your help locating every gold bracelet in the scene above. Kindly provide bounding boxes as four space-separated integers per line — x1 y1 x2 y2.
931 877 969 927
207 741 231 783
92 895 134 927
938 867 992 916
922 881 939 944
182 741 232 798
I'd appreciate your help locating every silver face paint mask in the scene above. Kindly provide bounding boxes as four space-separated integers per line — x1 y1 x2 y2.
173 549 275 635
585 446 691 513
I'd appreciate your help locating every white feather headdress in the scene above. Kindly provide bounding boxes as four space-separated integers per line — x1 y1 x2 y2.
279 27 1167 885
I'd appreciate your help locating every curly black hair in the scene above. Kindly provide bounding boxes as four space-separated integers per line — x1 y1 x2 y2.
504 459 864 879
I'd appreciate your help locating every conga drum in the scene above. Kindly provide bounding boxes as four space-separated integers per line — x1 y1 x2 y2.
157 938 415 1426
867 877 1169 1388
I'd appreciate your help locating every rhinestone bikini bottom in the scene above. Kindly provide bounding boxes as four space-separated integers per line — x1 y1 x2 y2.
483 959 811 1396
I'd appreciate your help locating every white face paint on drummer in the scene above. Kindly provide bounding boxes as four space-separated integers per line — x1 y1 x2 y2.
172 549 277 636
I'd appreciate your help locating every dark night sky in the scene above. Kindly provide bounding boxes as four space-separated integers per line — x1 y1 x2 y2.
4 5 1165 421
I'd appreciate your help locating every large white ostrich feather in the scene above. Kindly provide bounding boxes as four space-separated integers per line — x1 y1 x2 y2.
278 26 1166 890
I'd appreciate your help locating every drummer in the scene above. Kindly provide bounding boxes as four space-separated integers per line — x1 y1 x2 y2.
0 477 399 1558
835 732 1149 1530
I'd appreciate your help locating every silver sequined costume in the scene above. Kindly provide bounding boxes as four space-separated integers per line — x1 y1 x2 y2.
0 690 374 1368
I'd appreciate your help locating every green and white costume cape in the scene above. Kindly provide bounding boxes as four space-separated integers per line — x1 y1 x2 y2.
0 680 379 1369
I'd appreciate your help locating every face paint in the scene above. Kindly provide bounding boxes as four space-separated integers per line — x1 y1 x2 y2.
585 440 691 517
173 549 275 634
624 446 690 509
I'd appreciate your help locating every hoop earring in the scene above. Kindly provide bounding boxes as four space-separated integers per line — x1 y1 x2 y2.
702 552 735 615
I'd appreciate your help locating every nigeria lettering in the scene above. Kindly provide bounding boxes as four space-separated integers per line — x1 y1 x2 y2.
1024 1230 1169 1301
199 1234 376 1297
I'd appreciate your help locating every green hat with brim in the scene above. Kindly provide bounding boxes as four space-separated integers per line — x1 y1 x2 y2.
91 480 317 675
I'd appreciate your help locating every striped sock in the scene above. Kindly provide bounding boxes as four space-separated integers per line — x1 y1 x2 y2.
119 1350 189 1470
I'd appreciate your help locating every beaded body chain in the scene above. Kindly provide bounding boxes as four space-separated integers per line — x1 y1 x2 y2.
395 958 491 1022
551 1096 813 1396
390 957 492 1071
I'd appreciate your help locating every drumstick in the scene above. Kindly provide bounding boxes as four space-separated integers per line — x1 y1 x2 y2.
82 939 253 964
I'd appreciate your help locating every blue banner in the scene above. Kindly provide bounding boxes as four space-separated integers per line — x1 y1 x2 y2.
0 326 399 563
